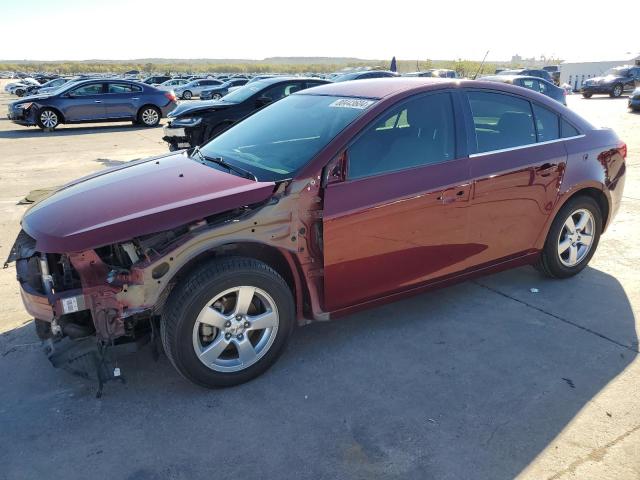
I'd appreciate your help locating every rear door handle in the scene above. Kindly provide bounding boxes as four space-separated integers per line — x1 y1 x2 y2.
132 97 139 100
94 100 102 103
536 163 558 176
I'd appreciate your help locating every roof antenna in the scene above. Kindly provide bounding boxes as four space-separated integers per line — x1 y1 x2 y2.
473 50 490 80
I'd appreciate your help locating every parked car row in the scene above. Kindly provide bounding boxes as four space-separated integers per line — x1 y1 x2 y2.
6 77 627 390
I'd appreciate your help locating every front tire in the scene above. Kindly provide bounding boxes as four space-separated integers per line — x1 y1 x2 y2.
182 90 192 100
212 93 222 100
536 196 602 279
161 257 295 388
582 93 592 99
15 88 25 97
36 108 60 129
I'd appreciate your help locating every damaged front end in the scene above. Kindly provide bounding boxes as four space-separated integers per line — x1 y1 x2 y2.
6 231 155 396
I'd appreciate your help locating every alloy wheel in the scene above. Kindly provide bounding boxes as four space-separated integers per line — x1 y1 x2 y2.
141 108 159 126
40 110 58 128
613 85 622 97
557 208 595 267
192 286 280 372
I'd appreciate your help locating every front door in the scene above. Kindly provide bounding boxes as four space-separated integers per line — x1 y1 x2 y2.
463 90 566 267
63 82 106 121
322 92 474 311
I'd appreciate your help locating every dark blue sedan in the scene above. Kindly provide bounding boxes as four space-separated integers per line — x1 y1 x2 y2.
7 79 177 129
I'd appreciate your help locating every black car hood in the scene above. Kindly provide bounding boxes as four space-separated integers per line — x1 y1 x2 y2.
169 100 236 118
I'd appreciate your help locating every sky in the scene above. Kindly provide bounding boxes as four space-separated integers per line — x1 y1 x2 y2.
0 0 637 62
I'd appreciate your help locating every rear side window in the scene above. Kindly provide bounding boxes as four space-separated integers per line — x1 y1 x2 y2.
561 118 581 138
532 104 559 142
348 93 456 179
467 91 536 153
520 79 540 91
108 83 142 93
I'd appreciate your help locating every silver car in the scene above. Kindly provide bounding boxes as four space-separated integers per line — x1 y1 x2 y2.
173 78 223 99
157 78 190 91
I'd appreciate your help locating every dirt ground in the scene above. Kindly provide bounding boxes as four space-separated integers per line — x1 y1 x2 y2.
0 79 638 480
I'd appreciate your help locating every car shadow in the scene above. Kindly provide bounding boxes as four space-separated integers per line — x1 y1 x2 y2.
0 265 636 479
0 122 164 139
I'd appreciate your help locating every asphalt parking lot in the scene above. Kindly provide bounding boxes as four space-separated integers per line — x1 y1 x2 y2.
0 82 638 480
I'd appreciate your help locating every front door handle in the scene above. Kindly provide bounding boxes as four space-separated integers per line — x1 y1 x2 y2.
94 100 102 103
132 97 139 100
438 184 470 204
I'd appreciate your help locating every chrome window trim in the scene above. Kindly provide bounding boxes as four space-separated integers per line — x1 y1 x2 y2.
469 134 586 158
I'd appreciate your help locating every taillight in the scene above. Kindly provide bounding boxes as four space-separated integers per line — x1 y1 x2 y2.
164 91 177 102
618 142 627 159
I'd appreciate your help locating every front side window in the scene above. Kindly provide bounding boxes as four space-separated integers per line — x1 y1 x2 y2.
532 104 559 142
467 91 536 153
199 94 370 181
348 93 456 179
70 83 103 96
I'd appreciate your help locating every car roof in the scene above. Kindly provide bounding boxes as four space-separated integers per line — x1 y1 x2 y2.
297 77 454 99
483 74 553 83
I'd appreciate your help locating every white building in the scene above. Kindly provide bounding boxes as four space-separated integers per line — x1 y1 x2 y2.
559 53 640 91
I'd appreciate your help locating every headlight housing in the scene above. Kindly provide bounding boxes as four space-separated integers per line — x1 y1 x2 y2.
171 117 202 127
18 102 33 110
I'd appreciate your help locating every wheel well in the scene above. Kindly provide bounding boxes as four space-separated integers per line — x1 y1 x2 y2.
137 104 160 118
41 106 65 123
566 187 609 229
161 242 300 312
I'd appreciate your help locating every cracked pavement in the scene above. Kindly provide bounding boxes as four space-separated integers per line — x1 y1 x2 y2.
0 83 638 480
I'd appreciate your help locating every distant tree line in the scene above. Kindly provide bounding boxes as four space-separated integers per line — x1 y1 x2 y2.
0 59 505 76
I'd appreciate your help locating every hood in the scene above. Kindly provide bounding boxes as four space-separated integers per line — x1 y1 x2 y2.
11 94 51 105
168 99 233 118
21 152 275 253
587 74 622 84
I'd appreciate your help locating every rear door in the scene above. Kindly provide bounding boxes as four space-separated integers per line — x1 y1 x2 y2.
463 90 566 267
323 92 472 311
62 82 106 121
103 82 143 119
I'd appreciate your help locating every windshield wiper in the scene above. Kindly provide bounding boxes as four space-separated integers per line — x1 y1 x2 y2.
191 146 257 181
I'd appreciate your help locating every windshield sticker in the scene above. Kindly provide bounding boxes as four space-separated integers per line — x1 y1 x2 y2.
329 98 375 110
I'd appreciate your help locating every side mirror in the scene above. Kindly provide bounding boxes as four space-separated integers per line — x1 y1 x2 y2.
67 92 76 98
256 96 272 107
322 151 347 187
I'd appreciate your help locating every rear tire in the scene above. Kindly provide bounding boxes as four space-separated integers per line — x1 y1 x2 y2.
138 106 161 127
582 93 592 98
160 257 295 388
212 93 222 100
610 84 623 98
15 88 25 97
535 196 602 279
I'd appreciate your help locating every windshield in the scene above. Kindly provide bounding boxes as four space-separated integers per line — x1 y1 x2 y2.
605 67 629 76
199 94 374 181
221 80 271 102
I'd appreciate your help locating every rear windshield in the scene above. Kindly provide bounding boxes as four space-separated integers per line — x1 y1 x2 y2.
199 94 374 181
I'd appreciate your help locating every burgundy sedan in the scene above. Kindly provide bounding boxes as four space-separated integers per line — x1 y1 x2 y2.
8 78 626 389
